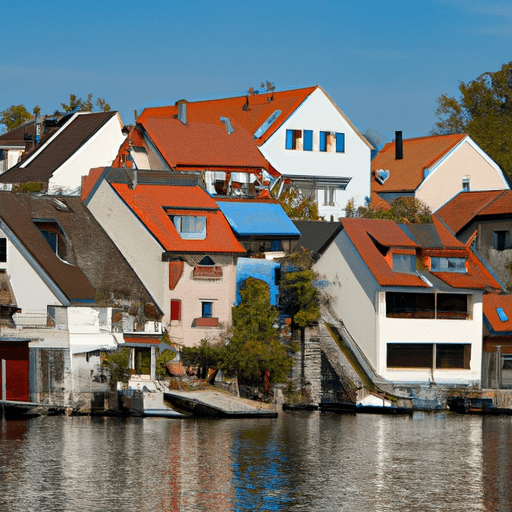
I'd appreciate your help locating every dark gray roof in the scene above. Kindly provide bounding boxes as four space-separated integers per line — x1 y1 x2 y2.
292 220 342 258
0 112 118 186
104 167 205 188
0 192 152 304
400 224 442 248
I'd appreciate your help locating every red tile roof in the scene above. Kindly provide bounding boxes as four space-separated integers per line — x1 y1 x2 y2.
483 294 512 333
111 183 246 254
435 190 512 233
340 217 500 290
371 133 466 197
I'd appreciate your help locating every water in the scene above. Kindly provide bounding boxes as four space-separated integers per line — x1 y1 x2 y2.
1 411 512 512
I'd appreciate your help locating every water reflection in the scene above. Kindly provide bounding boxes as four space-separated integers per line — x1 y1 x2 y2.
1 412 512 511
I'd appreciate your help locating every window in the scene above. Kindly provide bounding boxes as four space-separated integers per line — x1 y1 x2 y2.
430 257 467 273
0 238 6 263
462 177 470 191
494 231 509 251
320 131 345 152
386 292 470 320
387 343 470 369
285 129 302 150
303 130 313 151
202 302 213 318
392 253 416 273
33 221 72 264
170 300 181 321
172 216 206 239
323 188 335 206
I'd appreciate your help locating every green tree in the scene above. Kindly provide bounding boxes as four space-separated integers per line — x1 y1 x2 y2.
432 61 512 174
276 184 319 220
101 348 131 388
225 277 292 386
350 197 432 224
0 104 32 132
59 93 111 114
155 349 177 379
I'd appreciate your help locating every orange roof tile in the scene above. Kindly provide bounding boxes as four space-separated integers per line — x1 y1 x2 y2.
435 190 512 234
111 183 245 254
483 294 512 333
340 217 500 290
371 133 466 196
81 167 106 202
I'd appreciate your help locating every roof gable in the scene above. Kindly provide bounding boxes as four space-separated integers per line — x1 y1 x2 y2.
371 133 466 194
111 183 246 254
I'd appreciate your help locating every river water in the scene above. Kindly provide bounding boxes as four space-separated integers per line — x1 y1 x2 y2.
1 411 512 512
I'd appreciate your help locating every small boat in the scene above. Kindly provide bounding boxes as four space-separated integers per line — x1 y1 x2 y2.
447 397 512 415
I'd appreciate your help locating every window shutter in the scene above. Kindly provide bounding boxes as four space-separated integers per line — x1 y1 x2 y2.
303 130 313 151
319 131 327 152
336 132 345 152
285 129 294 149
171 300 181 321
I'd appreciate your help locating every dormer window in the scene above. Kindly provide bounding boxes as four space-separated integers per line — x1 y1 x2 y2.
462 177 470 192
392 253 416 273
431 257 467 273
172 216 206 240
33 220 73 264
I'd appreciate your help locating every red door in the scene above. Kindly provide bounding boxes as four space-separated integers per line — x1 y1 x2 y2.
0 341 30 402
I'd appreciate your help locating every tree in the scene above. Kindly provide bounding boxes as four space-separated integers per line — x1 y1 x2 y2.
276 184 319 220
101 348 131 388
349 197 432 224
59 93 111 114
225 277 292 386
0 105 32 132
432 61 512 174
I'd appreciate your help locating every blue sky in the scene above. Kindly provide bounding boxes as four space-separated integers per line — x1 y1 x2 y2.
2 0 512 142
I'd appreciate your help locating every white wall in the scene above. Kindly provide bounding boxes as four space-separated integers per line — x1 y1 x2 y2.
0 226 64 318
315 230 379 365
261 88 372 218
376 290 483 385
48 114 125 194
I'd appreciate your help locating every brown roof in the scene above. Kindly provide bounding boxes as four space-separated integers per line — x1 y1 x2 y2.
0 192 152 304
371 133 466 201
435 190 512 234
0 112 118 185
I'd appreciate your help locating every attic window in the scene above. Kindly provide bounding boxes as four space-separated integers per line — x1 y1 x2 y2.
199 256 215 265
462 177 470 192
254 110 281 139
320 131 345 153
172 215 206 240
431 257 467 273
497 307 509 322
392 253 416 273
33 220 73 264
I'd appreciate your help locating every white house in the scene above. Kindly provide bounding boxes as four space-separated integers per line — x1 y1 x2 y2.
315 216 502 387
123 86 373 219
0 111 125 195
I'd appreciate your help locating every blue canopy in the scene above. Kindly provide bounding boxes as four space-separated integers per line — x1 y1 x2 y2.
217 201 300 237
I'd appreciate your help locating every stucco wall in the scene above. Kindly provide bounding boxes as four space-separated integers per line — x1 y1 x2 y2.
314 230 378 366
420 140 508 212
168 260 237 347
48 114 125 194
261 88 371 218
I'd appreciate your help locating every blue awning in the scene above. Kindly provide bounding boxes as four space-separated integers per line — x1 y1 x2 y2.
217 201 300 237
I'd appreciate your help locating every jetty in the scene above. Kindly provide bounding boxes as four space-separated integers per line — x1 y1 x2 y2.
164 389 278 418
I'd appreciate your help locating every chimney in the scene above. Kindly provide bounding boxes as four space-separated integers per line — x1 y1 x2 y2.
176 100 187 125
395 131 403 160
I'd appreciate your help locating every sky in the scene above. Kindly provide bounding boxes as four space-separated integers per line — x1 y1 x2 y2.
2 0 512 143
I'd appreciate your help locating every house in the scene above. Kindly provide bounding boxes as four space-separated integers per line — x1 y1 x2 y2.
435 190 512 287
314 216 502 387
216 197 300 258
82 168 246 347
482 293 512 388
371 132 509 212
0 192 159 406
117 86 373 219
0 112 125 195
